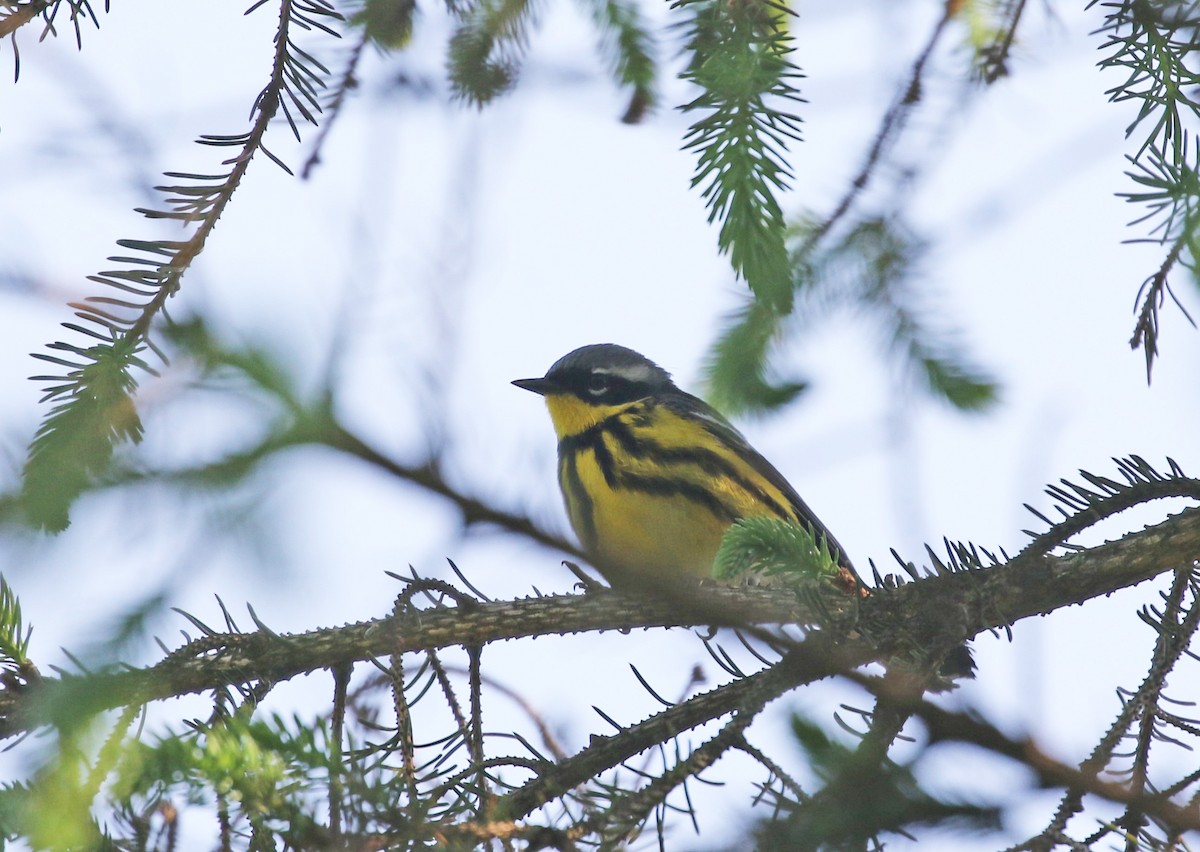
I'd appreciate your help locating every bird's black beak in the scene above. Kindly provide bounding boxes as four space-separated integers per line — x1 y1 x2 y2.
512 377 558 396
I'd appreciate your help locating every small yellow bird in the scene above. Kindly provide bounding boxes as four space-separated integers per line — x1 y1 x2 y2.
513 344 856 589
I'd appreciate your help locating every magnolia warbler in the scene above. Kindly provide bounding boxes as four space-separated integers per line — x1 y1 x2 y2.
513 344 857 590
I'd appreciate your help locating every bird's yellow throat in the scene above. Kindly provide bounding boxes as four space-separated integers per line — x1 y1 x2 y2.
542 393 628 441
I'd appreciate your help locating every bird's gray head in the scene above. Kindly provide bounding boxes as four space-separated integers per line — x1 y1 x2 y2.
512 344 676 405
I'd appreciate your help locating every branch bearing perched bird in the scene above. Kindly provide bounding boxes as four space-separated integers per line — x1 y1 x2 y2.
513 344 858 592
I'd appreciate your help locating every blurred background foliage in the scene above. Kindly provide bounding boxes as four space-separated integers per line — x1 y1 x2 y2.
0 0 1198 847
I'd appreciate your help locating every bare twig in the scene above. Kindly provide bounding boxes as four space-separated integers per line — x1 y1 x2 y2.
797 1 956 255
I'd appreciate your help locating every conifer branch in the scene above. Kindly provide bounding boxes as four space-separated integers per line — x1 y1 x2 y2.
0 496 1194 845
447 0 536 104
301 27 368 179
21 0 342 530
704 11 997 416
678 0 803 313
0 0 105 79
708 215 998 414
576 708 757 842
1019 455 1200 557
973 0 1029 83
1092 0 1200 378
1129 225 1195 380
847 671 1200 839
32 318 578 556
578 0 657 123
0 0 42 40
0 504 1195 744
496 635 857 823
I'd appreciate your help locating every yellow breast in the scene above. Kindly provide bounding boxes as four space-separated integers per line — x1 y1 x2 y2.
546 395 798 583
564 444 731 577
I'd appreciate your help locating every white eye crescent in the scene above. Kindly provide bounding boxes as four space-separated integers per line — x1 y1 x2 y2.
586 373 610 396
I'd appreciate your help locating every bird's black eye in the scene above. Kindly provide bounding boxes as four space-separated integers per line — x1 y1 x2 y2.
585 373 610 396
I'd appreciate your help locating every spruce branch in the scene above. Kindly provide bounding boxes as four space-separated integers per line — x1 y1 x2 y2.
1019 455 1200 557
1119 567 1200 843
847 217 998 411
495 634 862 824
447 0 536 104
703 5 997 417
583 708 758 844
844 671 1200 840
677 0 803 314
1030 564 1200 848
972 0 1029 83
0 0 105 79
302 26 369 179
704 296 804 415
0 502 1196 845
708 216 998 415
0 504 1196 744
0 582 827 742
1092 0 1200 159
1092 0 1200 378
0 577 32 669
577 0 657 123
1120 139 1200 382
760 710 999 846
1126 202 1197 380
22 0 342 531
44 316 578 557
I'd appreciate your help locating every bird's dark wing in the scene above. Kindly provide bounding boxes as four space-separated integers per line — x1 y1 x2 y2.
663 391 856 571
